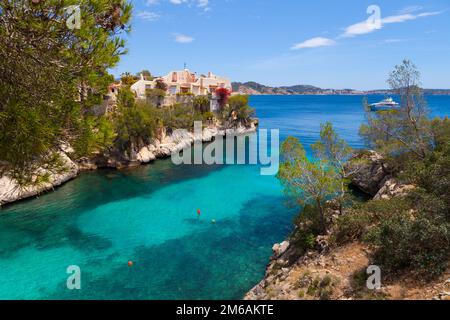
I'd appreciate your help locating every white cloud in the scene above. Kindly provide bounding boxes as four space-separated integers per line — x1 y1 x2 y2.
417 11 443 17
137 11 160 21
169 0 210 10
291 37 336 50
399 5 423 14
341 10 444 38
146 0 159 5
173 33 194 43
198 0 209 7
384 38 407 43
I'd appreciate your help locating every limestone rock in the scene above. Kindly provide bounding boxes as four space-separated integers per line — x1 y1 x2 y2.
0 151 78 206
272 241 290 259
136 147 156 164
345 150 389 196
374 178 416 200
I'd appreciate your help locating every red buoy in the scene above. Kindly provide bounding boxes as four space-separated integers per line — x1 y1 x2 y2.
197 209 201 216
128 261 133 267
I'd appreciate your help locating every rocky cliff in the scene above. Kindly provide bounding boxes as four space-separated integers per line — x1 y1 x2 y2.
0 151 79 206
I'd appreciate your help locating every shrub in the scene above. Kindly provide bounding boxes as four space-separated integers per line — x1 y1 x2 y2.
114 90 162 152
332 198 410 246
332 211 371 245
155 80 168 91
305 275 337 300
72 115 115 157
228 94 255 122
146 88 166 99
215 87 231 110
289 205 324 252
160 104 204 130
364 194 450 278
202 111 215 121
193 96 210 113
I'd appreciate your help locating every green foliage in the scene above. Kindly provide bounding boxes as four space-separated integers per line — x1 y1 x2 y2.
72 115 115 157
146 88 166 99
0 0 132 179
114 89 162 152
350 268 387 300
278 136 341 233
312 122 353 211
366 126 450 278
202 111 215 122
332 197 411 246
304 275 337 300
365 197 450 278
193 96 210 113
227 94 255 122
228 94 249 110
177 92 194 96
360 60 432 161
313 122 353 171
158 104 203 130
0 101 58 177
332 210 372 245
138 70 153 80
121 72 138 86
155 80 168 91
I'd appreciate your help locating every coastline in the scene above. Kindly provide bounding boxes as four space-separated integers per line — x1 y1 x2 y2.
243 93 450 96
0 121 258 207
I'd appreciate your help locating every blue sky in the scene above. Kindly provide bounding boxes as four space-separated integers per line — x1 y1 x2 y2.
111 0 450 90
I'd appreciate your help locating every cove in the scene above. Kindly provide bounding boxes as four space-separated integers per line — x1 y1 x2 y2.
1 95 449 300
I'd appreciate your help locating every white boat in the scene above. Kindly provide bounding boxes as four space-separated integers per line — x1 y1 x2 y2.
369 97 400 111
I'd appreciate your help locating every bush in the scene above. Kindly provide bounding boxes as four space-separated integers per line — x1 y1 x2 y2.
158 104 206 130
193 96 210 113
114 90 162 152
289 205 327 253
332 210 372 245
304 275 337 300
364 193 450 278
215 87 231 110
228 94 255 122
202 111 215 121
333 198 411 245
146 88 166 99
72 115 115 157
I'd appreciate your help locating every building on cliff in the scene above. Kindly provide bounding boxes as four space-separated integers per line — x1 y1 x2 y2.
130 69 232 110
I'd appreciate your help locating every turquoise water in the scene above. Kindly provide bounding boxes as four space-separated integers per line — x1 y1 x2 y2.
0 95 449 299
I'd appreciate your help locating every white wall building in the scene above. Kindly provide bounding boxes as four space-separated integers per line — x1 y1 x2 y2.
130 69 232 100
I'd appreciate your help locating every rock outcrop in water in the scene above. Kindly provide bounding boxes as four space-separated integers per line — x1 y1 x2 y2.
0 122 258 206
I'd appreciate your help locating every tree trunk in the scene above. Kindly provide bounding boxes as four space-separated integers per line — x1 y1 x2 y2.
317 200 326 234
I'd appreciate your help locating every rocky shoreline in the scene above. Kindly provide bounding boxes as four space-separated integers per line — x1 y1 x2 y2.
0 121 257 207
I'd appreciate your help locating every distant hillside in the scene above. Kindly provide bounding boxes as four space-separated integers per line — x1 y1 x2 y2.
232 82 325 95
232 81 450 95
